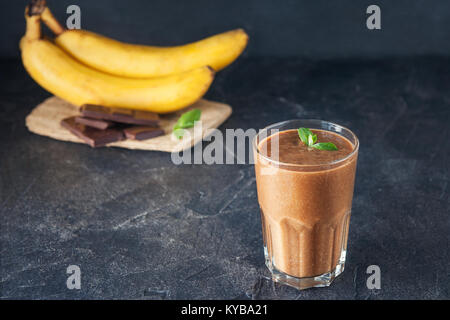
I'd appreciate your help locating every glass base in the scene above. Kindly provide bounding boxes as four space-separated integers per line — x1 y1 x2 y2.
265 248 346 290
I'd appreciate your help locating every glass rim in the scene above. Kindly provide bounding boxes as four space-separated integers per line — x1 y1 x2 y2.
253 119 360 168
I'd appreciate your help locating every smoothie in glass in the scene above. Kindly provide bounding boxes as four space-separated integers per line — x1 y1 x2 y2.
253 120 359 289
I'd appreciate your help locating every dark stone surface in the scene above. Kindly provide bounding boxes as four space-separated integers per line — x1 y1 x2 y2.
0 56 449 299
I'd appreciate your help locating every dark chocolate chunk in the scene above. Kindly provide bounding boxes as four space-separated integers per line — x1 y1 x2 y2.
75 116 115 130
80 104 160 126
61 117 124 148
123 126 165 141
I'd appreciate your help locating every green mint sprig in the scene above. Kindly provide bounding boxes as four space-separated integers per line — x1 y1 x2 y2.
173 109 202 139
297 127 338 151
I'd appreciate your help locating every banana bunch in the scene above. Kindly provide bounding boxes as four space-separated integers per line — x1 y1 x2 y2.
20 1 248 113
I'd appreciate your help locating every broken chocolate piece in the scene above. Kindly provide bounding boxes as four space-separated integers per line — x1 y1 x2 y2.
61 117 124 148
80 104 160 126
123 126 165 141
75 116 115 130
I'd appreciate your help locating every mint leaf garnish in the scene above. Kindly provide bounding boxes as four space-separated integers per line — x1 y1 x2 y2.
297 127 338 151
175 109 201 128
173 109 201 139
298 128 313 144
308 134 314 146
311 142 338 151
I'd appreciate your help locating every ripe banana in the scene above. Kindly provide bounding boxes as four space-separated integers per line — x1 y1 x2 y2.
21 12 214 114
40 5 248 78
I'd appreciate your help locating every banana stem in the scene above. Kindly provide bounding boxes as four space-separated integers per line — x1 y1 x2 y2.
27 0 46 16
24 13 41 41
23 0 46 41
41 7 65 35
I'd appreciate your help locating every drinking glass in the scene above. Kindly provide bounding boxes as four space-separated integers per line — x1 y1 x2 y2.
253 119 359 289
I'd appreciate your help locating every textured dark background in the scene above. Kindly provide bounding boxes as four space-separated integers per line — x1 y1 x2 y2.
0 0 449 300
1 0 450 59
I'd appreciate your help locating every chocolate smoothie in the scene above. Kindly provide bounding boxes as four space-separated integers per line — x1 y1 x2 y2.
254 127 358 281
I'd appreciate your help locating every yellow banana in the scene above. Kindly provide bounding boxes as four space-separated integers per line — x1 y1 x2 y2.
40 6 248 78
21 12 214 114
